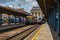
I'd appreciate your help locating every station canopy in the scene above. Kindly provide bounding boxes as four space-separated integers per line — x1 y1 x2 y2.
37 0 58 18
0 6 28 16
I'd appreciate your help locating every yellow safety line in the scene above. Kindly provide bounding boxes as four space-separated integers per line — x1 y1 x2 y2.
32 25 42 40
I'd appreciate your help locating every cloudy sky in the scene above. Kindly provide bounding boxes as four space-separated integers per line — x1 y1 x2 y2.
0 0 39 13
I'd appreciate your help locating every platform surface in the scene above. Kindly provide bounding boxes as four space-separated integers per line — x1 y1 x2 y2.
32 22 53 40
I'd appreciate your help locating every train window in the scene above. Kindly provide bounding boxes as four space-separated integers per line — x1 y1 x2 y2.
15 18 19 24
2 14 8 26
9 18 15 23
19 17 21 22
9 15 15 25
0 19 2 24
33 17 37 21
38 18 41 20
21 17 23 23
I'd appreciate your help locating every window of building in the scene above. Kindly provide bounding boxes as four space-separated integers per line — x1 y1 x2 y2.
32 12 34 16
35 12 37 17
39 12 40 16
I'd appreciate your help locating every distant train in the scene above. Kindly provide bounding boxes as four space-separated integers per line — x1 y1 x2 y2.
0 19 2 24
26 16 43 24
9 18 15 23
38 17 42 24
32 17 42 24
0 15 46 31
0 17 26 26
26 16 32 25
32 17 37 24
0 16 44 26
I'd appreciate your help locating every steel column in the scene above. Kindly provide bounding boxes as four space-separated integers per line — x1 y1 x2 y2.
48 8 56 31
0 11 2 26
53 8 56 31
58 0 60 36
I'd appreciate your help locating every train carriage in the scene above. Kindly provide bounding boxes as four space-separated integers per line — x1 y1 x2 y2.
37 17 42 24
26 16 32 25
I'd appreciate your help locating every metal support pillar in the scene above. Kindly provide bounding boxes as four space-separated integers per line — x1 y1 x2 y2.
48 8 56 31
14 13 17 24
0 11 2 27
58 0 60 36
48 14 53 27
18 16 20 24
8 14 10 25
48 12 54 28
53 8 56 31
50 12 54 28
19 16 21 24
50 8 56 31
51 8 56 31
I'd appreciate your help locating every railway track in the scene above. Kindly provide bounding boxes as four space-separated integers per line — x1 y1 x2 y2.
6 25 39 40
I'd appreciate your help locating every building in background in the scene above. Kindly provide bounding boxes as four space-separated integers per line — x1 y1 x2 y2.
31 7 44 18
30 7 44 23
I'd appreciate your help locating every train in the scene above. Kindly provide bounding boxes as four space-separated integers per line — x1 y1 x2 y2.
0 17 25 26
26 16 44 24
32 16 43 24
0 16 45 25
0 15 45 30
26 16 32 25
0 19 2 24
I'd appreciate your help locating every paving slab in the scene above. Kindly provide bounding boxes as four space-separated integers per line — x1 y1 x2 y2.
35 22 53 40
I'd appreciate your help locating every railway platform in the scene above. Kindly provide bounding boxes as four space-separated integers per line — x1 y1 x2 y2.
0 23 25 30
24 22 53 40
33 22 53 40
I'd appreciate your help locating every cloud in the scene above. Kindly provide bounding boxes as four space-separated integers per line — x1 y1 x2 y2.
14 0 25 5
25 0 33 2
27 1 39 10
0 0 14 3
31 1 39 7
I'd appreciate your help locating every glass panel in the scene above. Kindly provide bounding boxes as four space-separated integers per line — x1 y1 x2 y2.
9 15 15 25
2 13 8 26
15 17 19 24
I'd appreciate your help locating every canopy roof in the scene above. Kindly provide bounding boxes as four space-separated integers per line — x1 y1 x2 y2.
0 6 28 16
37 0 58 18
